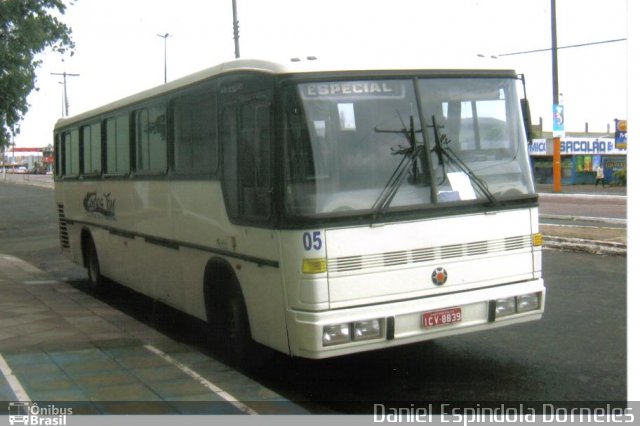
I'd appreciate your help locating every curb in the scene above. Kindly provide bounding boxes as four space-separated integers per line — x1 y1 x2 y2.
538 192 626 201
540 214 627 226
543 235 627 256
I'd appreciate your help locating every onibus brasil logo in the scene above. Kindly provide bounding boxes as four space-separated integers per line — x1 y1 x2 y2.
7 402 72 425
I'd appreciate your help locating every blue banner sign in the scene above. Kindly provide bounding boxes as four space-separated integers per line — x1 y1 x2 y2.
553 104 565 136
615 119 627 149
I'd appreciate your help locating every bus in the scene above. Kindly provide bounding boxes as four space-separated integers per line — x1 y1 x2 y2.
54 58 545 361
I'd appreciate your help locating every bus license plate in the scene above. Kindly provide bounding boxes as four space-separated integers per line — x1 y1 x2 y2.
422 307 462 328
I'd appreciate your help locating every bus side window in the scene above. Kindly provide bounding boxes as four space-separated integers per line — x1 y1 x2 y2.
221 104 240 219
105 114 131 175
64 129 80 177
135 104 167 174
239 100 271 219
221 97 272 222
173 91 218 174
82 122 102 176
54 133 63 177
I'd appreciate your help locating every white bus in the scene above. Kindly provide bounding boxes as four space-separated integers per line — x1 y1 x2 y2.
54 58 544 361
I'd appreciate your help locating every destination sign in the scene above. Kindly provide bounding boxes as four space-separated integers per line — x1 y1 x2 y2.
301 81 404 98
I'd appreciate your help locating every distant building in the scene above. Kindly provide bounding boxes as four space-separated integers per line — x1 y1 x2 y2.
528 133 627 185
1 146 53 173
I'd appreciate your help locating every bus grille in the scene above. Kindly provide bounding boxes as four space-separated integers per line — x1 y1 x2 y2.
327 235 531 273
57 204 70 248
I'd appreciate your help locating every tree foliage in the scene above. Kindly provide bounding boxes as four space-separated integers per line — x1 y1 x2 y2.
0 0 74 148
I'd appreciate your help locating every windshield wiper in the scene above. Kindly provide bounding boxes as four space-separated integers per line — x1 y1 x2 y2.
431 115 498 205
371 114 424 219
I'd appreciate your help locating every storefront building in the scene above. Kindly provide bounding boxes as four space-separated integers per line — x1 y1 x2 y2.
528 137 627 185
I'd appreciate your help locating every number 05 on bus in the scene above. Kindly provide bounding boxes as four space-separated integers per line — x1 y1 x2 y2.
54 58 544 361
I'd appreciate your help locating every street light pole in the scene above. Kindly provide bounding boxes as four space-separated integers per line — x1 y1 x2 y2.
157 33 171 83
551 0 562 193
50 72 80 117
232 0 240 58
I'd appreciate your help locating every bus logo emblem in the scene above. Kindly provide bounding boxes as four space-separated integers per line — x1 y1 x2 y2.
431 267 448 286
83 192 116 219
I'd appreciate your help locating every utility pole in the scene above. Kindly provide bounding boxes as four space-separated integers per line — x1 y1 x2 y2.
50 72 80 117
550 0 562 193
232 0 240 58
157 33 171 83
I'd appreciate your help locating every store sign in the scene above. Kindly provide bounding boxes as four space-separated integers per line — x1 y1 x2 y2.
528 138 626 156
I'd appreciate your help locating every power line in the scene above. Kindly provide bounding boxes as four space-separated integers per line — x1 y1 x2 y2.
498 38 627 57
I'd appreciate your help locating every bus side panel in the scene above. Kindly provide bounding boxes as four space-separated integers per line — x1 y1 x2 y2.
179 247 210 321
85 181 140 291
235 252 289 354
59 178 290 355
130 180 183 307
172 181 290 354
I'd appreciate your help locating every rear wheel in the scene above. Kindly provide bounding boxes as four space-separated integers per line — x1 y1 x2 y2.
85 237 104 293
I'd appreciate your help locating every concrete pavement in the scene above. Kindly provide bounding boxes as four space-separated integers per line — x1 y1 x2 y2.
0 254 307 414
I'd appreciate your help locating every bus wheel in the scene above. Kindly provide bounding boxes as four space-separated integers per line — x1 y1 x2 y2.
224 287 253 365
206 280 254 368
85 238 104 293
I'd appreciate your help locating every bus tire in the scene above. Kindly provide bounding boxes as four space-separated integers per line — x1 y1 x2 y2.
83 234 104 293
204 263 254 368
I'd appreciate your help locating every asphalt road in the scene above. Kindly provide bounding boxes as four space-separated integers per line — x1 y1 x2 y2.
0 182 627 412
538 193 627 221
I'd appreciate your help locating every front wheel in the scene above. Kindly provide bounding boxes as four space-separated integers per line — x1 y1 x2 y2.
207 282 256 369
224 288 253 365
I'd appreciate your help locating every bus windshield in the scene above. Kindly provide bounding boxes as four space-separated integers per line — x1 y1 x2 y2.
284 77 535 218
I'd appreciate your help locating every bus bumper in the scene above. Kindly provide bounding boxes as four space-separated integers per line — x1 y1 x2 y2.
286 279 545 359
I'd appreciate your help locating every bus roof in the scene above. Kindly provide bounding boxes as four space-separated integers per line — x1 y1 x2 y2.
54 56 517 129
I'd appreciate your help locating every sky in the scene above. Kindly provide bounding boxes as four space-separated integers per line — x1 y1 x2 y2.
12 0 628 148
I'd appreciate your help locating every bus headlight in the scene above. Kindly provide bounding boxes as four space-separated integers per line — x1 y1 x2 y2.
517 293 540 313
495 297 517 318
353 319 382 341
322 318 384 346
322 323 350 346
493 293 541 319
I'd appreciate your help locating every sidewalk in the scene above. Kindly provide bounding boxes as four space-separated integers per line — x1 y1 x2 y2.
0 254 306 414
535 183 627 196
534 183 627 256
1 173 53 189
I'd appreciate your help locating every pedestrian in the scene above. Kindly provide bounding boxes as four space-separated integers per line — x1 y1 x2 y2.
595 165 605 188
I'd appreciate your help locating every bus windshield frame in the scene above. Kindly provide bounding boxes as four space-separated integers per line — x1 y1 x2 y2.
282 73 536 223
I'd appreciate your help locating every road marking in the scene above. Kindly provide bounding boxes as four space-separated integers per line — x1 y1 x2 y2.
0 353 31 402
144 344 257 415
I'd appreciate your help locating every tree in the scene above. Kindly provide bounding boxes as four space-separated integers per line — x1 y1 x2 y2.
0 0 74 148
